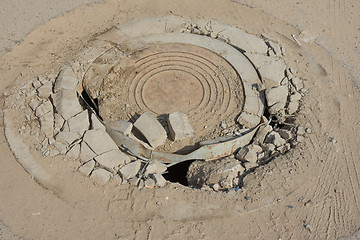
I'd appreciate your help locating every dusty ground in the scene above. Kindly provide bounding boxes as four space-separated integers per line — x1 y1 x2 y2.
0 0 359 239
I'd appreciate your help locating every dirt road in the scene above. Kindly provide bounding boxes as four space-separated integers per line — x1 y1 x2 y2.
0 0 359 239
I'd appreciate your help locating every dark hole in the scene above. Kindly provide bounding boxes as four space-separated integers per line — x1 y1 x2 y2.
81 90 100 116
163 160 194 186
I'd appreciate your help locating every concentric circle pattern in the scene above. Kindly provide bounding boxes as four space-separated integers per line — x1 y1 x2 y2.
98 43 244 150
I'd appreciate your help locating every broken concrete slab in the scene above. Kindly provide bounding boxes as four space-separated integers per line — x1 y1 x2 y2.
119 160 141 180
133 112 167 148
35 101 53 118
54 67 79 92
94 149 130 173
235 144 262 163
79 141 97 163
269 102 286 115
67 110 89 136
265 85 288 107
265 132 286 147
290 91 302 102
291 77 304 91
187 158 244 190
90 168 112 185
104 120 132 135
83 130 118 155
254 124 273 143
39 111 54 138
37 81 53 99
55 131 80 145
54 113 65 133
91 113 106 131
66 144 80 160
78 160 95 176
287 100 299 114
52 89 82 120
151 173 167 187
145 160 167 175
236 112 261 128
167 112 194 141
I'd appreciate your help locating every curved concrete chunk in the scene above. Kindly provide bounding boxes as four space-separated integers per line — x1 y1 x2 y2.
237 112 261 128
95 149 130 173
83 130 118 155
133 112 167 148
54 67 79 92
52 89 83 120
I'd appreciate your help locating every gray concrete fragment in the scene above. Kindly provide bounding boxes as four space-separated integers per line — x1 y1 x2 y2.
104 120 132 135
133 112 167 148
265 85 288 107
78 160 95 176
35 101 53 118
39 111 54 138
54 67 79 92
67 110 89 136
53 142 67 155
290 92 302 102
119 160 141 180
95 149 129 173
167 112 194 141
32 80 42 89
269 102 286 115
151 173 166 187
66 144 80 160
37 81 53 99
254 124 273 143
90 168 112 185
54 113 65 133
187 158 244 190
265 132 286 147
79 141 97 163
52 89 82 120
91 113 106 131
55 131 79 145
145 160 167 175
29 99 40 111
144 178 155 188
236 112 261 128
235 144 262 163
287 101 299 114
83 130 118 155
291 77 304 91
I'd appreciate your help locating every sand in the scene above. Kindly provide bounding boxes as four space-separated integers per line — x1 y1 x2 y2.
0 0 359 239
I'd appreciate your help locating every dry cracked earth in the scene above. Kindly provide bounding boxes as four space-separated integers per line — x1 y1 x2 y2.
0 0 360 239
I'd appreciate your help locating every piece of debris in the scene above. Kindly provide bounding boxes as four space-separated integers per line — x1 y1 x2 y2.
167 112 194 141
78 160 95 176
119 160 141 180
95 149 130 173
90 168 112 185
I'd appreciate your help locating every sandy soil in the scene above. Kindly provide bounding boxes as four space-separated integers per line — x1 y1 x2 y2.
0 0 359 239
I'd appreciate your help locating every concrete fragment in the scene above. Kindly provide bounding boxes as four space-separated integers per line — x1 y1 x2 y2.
90 168 112 185
49 149 59 158
78 160 95 176
133 112 167 148
265 132 286 147
54 113 65 133
151 173 167 187
265 85 288 107
52 89 82 120
167 112 194 141
244 161 258 170
144 178 155 188
35 101 53 118
236 112 261 128
290 92 302 102
79 141 97 163
39 111 54 138
83 130 118 155
54 67 79 92
32 80 42 89
95 149 129 173
37 81 53 99
55 131 80 145
91 113 106 131
269 102 286 115
67 110 89 136
187 158 244 190
128 177 140 186
53 142 67 155
66 144 80 159
104 120 132 135
119 160 141 180
291 77 304 91
29 99 40 111
236 144 262 163
297 126 305 135
254 124 273 143
145 160 167 175
287 101 299 114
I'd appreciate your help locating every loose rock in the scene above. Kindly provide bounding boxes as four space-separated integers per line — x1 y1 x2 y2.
95 149 130 173
265 132 286 147
167 112 194 141
133 112 167 148
90 168 112 185
52 89 82 120
83 130 118 155
67 110 89 136
151 173 167 187
54 67 79 92
105 120 132 135
119 160 141 180
237 112 261 128
287 101 299 114
265 85 288 107
145 160 167 175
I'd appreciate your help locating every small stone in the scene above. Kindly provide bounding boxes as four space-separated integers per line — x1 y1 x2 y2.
52 89 82 120
90 168 112 185
287 101 299 114
236 145 262 163
212 183 221 191
67 110 89 136
54 67 79 92
79 141 97 163
306 128 312 134
305 224 313 232
237 112 261 128
91 113 106 131
104 120 132 135
144 178 155 188
265 85 288 107
151 173 167 187
265 132 286 147
128 177 140 186
36 81 52 99
278 129 293 140
133 112 167 148
35 101 53 118
167 112 194 141
119 160 141 180
297 126 305 135
290 92 302 102
291 77 304 91
95 149 130 173
264 143 276 152
83 130 118 155
145 160 167 175
78 160 95 176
